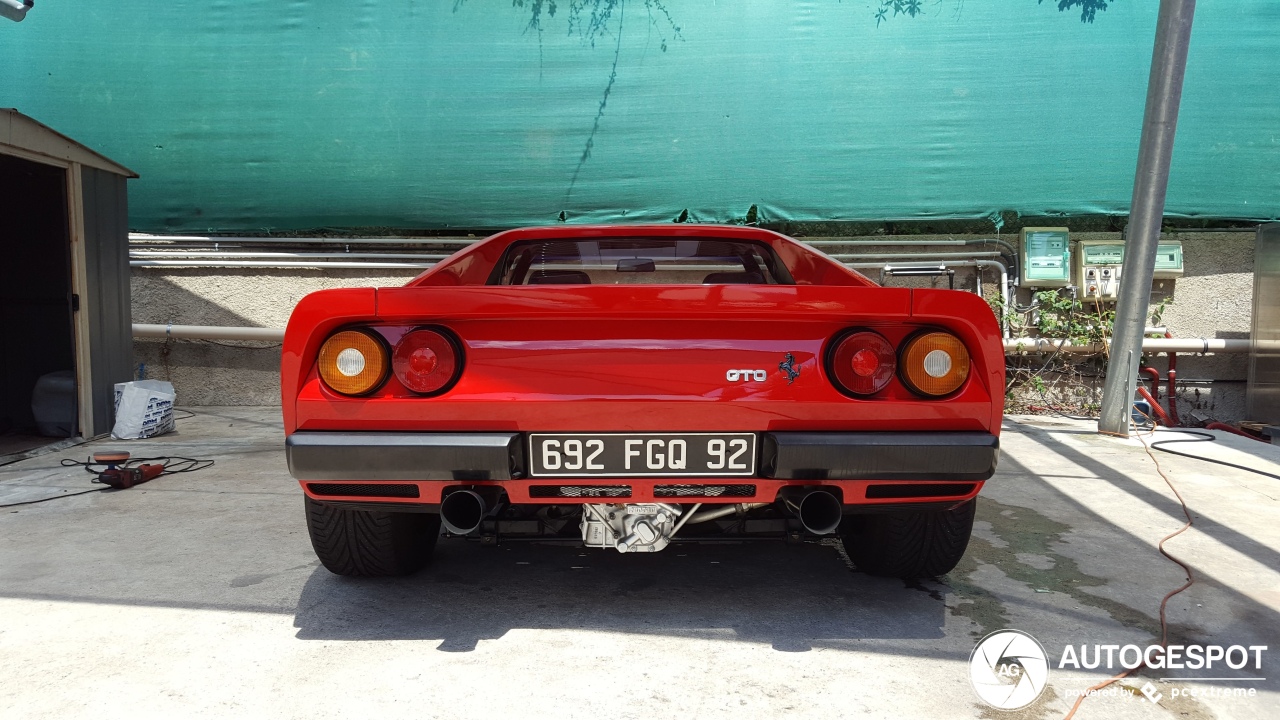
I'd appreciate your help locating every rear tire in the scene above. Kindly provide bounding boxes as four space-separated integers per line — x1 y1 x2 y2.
840 499 977 579
304 496 441 577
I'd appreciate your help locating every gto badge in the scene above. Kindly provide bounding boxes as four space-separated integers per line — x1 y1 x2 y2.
779 353 800 384
726 369 768 382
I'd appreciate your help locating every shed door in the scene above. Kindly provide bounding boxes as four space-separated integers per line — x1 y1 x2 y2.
0 154 77 448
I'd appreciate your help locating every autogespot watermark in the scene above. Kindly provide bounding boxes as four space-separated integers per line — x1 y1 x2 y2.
969 630 1269 710
969 630 1051 710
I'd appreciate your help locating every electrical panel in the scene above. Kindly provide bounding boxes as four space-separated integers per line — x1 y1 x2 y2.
1019 227 1071 288
1152 241 1184 279
1075 239 1184 302
1076 241 1124 302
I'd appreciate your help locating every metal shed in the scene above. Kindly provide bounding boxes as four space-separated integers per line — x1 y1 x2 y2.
1 109 137 444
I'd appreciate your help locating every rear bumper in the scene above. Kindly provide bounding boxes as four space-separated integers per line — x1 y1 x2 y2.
764 432 998 481
286 432 521 481
287 430 998 495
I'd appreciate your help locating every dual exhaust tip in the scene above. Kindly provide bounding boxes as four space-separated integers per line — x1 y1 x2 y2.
780 488 843 536
440 487 844 537
440 489 489 535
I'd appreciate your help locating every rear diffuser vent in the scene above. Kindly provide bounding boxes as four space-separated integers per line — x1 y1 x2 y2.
654 484 757 498
865 483 976 500
307 483 420 499
530 485 632 498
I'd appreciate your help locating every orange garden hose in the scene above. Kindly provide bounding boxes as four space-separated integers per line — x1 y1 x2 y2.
1062 421 1196 719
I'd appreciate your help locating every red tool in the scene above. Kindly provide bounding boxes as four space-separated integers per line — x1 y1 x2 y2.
93 451 165 489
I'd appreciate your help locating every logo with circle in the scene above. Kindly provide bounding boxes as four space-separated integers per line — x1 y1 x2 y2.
969 629 1050 710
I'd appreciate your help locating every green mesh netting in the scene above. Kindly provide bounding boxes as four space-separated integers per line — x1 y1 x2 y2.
3 0 1276 230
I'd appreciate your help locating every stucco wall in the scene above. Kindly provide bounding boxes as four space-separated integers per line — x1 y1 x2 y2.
130 231 1256 422
131 268 419 406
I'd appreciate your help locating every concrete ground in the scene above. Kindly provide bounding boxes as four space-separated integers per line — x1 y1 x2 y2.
1 408 1277 720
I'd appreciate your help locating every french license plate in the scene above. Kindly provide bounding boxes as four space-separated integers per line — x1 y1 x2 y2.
528 433 757 478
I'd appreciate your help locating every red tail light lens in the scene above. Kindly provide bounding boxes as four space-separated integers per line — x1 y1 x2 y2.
393 327 462 395
828 330 895 396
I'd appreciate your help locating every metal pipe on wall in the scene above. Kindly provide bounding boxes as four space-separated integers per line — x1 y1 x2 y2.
131 260 431 269
846 259 1011 339
1005 337 1247 354
130 233 477 247
132 324 286 342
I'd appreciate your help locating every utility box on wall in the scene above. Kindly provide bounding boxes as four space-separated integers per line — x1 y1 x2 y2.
1075 239 1184 303
1019 227 1071 288
1076 241 1126 302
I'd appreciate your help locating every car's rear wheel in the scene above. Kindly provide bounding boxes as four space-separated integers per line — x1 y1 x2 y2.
304 496 441 577
840 499 976 579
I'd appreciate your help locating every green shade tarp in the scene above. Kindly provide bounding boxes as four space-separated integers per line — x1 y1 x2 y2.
2 0 1277 230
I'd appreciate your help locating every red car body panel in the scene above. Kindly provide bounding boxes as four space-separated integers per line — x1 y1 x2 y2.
282 225 1004 510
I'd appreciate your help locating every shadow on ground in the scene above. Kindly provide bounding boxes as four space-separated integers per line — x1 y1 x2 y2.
293 537 952 652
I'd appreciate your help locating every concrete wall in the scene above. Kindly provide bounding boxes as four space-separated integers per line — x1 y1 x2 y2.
132 268 419 405
130 231 1256 422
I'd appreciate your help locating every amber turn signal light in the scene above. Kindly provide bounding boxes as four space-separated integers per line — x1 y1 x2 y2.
899 331 970 397
317 329 389 396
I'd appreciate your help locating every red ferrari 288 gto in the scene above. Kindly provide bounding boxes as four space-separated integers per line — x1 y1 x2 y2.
282 225 1003 578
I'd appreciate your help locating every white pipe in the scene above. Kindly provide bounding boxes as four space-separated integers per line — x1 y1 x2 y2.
133 324 285 342
131 260 433 269
1004 337 1249 354
130 233 476 247
829 251 1004 261
130 251 450 261
806 239 968 247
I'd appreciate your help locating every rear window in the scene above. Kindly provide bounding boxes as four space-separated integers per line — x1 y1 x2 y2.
491 238 793 286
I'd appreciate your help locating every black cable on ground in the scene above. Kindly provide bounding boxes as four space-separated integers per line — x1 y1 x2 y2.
60 455 215 477
0 488 106 509
1 456 215 509
1150 429 1280 481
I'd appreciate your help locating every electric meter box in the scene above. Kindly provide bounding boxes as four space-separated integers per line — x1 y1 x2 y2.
1076 241 1125 302
1075 239 1185 302
1019 227 1071 287
1152 241 1184 279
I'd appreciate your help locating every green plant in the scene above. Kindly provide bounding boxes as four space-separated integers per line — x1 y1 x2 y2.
1031 290 1114 345
1148 299 1169 329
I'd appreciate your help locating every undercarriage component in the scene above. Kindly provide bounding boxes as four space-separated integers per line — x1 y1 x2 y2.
682 502 769 525
580 503 683 553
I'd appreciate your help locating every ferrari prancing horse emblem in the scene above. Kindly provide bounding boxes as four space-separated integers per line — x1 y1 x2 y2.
779 353 800 384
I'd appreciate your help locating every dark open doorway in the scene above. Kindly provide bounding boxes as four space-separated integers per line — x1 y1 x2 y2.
0 155 77 454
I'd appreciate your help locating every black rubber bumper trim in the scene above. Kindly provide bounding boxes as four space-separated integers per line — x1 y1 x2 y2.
286 432 521 481
762 432 999 481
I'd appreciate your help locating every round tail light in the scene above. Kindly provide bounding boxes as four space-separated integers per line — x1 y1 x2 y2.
828 330 895 396
393 327 463 395
900 331 971 397
317 329 390 396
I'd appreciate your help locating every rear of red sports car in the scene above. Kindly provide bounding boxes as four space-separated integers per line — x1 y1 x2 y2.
282 226 1004 578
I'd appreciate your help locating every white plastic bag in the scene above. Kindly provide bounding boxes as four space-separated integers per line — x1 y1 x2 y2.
111 380 177 439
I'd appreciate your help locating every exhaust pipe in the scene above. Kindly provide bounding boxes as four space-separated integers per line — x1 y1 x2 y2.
440 489 488 535
780 488 843 536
